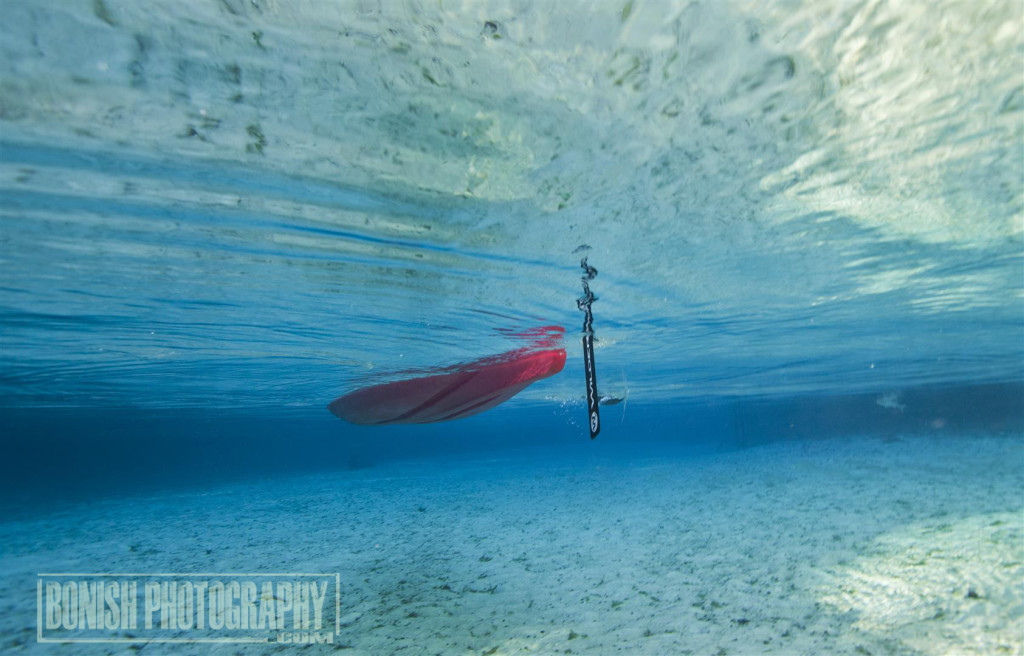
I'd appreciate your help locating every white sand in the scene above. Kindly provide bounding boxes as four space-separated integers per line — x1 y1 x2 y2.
1 433 1021 655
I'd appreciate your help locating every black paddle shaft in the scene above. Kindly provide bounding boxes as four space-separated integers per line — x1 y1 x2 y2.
577 258 600 439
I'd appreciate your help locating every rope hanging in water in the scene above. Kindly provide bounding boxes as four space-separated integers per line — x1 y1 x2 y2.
577 257 600 439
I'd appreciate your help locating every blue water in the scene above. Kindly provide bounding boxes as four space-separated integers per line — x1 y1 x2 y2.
1 1 1022 654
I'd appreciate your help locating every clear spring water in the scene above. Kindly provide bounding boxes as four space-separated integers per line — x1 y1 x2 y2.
1 3 1023 655
1 0 1021 415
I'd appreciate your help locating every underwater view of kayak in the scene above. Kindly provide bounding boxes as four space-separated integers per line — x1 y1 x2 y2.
1 2 1021 654
329 326 566 425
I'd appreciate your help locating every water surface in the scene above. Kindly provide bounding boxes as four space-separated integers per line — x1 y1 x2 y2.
1 1 1021 411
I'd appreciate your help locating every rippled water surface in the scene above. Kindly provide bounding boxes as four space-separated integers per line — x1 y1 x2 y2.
1 0 1021 410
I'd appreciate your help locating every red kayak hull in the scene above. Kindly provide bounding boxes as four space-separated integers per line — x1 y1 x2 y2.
328 328 566 425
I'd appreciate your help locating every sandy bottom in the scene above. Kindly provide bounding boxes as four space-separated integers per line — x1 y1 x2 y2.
1 433 1021 655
